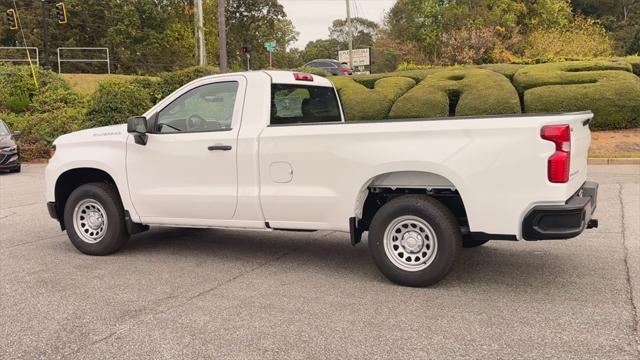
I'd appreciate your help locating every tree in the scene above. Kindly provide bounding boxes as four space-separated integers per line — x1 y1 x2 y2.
225 0 298 69
385 0 448 61
328 17 379 49
300 38 343 63
629 23 640 54
0 0 206 74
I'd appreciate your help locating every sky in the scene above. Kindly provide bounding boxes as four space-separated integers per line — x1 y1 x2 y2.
279 0 397 49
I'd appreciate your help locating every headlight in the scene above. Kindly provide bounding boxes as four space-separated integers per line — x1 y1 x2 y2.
0 146 17 153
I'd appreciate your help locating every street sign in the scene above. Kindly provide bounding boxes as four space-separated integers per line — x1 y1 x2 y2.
264 40 276 52
338 48 370 66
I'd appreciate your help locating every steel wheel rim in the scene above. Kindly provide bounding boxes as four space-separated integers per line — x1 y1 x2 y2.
73 199 108 244
383 215 438 272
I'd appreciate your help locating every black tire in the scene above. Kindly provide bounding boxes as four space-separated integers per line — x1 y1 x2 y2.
368 195 461 287
462 235 490 248
63 182 129 255
10 165 20 173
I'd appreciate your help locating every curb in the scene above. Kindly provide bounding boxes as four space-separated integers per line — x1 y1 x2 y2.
588 158 640 165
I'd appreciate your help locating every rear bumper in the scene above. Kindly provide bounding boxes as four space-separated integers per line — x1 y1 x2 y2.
523 181 598 240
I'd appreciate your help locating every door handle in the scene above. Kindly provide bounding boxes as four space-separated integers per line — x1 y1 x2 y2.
208 144 232 151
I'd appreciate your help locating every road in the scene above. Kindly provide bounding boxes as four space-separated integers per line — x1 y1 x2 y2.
1 164 639 359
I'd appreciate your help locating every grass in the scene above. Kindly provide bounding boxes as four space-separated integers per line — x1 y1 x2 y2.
61 73 152 95
589 129 640 158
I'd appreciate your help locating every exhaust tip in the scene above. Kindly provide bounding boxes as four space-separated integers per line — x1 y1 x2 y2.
587 219 599 229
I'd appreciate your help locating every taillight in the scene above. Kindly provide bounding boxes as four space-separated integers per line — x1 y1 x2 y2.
293 72 313 81
541 125 571 183
339 67 350 73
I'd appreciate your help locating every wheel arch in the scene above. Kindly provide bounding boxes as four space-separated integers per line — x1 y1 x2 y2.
53 167 122 229
353 170 470 235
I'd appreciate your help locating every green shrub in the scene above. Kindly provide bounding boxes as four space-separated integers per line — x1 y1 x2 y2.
513 61 640 129
389 69 521 118
5 93 30 113
524 17 615 60
331 76 416 121
2 103 87 160
513 60 633 92
0 65 90 159
152 66 219 102
86 79 153 128
0 65 69 113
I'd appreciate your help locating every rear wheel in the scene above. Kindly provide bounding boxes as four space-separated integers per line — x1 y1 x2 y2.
63 182 129 255
368 195 461 287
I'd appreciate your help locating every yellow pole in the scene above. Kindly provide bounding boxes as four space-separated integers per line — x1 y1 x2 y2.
12 1 38 89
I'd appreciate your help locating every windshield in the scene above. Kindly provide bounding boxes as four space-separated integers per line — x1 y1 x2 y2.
0 120 9 136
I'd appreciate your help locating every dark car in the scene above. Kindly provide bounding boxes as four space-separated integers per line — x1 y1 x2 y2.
0 119 21 173
303 59 352 76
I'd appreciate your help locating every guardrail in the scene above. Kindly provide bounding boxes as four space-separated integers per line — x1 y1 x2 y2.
57 47 110 74
0 47 39 66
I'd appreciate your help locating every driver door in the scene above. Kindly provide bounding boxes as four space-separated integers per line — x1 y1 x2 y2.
126 76 246 223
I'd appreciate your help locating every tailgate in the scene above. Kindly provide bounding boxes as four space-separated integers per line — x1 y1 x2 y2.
568 114 592 193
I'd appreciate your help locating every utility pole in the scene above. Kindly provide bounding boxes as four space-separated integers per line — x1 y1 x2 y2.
41 0 52 69
345 0 353 68
217 0 228 73
194 0 206 66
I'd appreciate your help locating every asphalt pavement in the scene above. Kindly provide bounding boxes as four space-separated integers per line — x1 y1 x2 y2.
1 164 639 359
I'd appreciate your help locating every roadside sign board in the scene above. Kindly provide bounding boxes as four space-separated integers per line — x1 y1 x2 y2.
338 48 370 66
264 40 277 52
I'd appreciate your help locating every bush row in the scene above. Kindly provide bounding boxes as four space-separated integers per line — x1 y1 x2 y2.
333 59 640 130
0 65 218 160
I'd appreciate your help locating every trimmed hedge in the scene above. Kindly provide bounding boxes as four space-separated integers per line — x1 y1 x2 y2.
512 60 633 92
351 69 444 89
624 56 640 76
332 76 417 120
389 69 521 118
476 64 526 80
513 61 640 129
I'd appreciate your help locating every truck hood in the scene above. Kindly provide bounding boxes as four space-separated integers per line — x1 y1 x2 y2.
53 124 128 145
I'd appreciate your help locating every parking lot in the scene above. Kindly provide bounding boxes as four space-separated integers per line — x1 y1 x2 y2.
1 164 638 359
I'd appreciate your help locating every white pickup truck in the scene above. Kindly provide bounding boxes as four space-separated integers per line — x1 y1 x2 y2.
45 71 598 286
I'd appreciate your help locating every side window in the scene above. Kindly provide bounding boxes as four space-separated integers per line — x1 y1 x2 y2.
156 81 239 133
270 84 342 125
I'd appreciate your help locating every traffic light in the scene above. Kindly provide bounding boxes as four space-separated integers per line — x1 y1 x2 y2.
240 45 252 55
55 2 67 24
6 9 17 30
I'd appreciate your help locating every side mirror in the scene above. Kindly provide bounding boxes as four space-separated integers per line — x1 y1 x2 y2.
12 131 21 140
127 116 149 145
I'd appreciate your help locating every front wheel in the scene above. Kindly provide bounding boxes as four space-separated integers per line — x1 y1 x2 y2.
368 195 461 287
63 182 129 255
